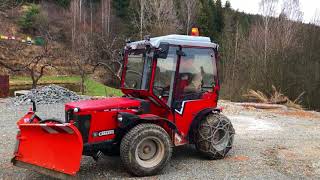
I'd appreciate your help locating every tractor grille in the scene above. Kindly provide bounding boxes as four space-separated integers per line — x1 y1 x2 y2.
74 115 91 143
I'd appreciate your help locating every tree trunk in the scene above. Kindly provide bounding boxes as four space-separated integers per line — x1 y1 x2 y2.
101 0 104 35
90 0 93 34
264 17 268 71
107 0 111 35
79 0 82 23
80 73 86 95
231 20 239 95
186 8 190 35
30 72 38 89
140 0 144 39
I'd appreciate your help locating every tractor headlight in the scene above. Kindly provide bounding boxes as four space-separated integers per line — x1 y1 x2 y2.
73 107 80 113
117 113 123 122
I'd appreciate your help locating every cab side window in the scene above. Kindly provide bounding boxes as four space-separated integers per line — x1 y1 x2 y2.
174 48 216 103
153 47 178 105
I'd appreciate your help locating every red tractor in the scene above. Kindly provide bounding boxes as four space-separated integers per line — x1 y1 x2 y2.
11 33 235 178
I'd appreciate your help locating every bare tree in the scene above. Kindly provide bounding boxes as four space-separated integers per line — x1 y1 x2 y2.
281 0 303 21
181 0 199 35
0 6 57 89
130 0 147 39
71 32 96 94
25 52 55 89
68 0 122 93
259 0 278 69
71 0 78 50
311 9 320 26
140 0 145 39
231 20 239 87
276 0 303 53
146 0 180 35
96 37 123 82
101 0 111 36
130 0 180 37
0 39 57 88
90 0 93 34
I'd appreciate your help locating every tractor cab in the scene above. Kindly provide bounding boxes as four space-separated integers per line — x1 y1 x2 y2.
121 35 220 118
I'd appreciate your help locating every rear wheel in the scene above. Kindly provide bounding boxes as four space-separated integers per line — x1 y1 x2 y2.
120 123 172 176
194 113 235 159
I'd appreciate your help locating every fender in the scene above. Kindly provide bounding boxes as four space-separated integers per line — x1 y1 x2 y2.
187 108 222 143
139 114 178 132
118 112 178 133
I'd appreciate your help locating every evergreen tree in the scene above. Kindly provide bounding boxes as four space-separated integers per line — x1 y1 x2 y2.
55 0 71 8
213 0 224 40
196 0 225 41
112 0 130 18
225 0 231 9
197 0 215 39
18 3 40 33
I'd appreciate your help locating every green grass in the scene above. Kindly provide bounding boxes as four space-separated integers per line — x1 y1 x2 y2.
10 76 80 85
10 76 123 97
84 78 123 97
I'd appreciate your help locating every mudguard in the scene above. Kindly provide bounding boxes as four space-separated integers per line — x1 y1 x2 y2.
12 123 83 177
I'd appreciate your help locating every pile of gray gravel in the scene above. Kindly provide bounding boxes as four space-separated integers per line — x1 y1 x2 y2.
12 85 84 105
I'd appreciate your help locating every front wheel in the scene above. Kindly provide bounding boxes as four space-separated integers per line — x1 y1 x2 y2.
194 113 235 159
120 123 172 176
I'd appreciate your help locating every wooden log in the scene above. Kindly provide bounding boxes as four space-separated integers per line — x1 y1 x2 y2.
235 102 288 110
269 99 288 104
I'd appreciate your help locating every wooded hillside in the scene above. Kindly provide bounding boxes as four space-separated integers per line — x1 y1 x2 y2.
0 0 319 110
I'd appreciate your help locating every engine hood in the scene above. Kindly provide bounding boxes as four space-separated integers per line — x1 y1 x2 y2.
65 97 143 112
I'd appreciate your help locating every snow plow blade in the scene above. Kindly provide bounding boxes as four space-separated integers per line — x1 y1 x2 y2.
12 123 83 178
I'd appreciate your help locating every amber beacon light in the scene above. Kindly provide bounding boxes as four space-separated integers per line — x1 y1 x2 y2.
191 27 199 36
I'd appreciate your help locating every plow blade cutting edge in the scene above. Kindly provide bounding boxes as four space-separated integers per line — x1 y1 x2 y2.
12 123 83 178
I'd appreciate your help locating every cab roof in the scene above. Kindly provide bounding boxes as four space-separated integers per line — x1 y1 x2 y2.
127 34 218 49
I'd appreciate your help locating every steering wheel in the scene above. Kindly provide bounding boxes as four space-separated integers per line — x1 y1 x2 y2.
153 85 165 91
153 82 169 96
127 79 138 88
126 72 141 88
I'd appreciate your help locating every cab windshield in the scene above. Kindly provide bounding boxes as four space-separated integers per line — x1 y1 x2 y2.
124 49 153 89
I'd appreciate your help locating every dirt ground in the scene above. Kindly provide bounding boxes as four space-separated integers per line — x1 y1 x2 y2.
0 99 320 179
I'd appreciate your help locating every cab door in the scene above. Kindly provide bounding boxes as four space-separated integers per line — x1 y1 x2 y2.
152 46 179 108
172 47 219 139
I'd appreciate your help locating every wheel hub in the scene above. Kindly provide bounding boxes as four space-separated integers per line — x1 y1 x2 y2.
135 137 165 168
138 140 157 160
212 128 229 151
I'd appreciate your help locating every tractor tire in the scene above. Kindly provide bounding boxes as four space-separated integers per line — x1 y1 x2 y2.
120 123 172 176
194 113 235 159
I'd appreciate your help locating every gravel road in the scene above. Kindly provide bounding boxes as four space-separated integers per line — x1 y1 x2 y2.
0 99 320 179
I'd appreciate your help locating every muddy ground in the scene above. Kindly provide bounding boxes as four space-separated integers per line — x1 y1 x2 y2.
0 99 320 179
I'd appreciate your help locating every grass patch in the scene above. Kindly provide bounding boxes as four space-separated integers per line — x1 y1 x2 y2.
84 78 123 97
10 76 80 85
10 76 123 97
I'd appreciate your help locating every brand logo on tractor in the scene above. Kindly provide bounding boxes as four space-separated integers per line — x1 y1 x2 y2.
93 130 114 137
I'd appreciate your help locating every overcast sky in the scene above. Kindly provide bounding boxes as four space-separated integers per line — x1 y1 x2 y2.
221 0 320 23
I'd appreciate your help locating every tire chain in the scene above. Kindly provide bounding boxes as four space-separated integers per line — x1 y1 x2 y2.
197 113 235 157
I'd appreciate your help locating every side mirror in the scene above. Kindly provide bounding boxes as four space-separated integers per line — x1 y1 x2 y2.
154 42 169 59
176 49 186 56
